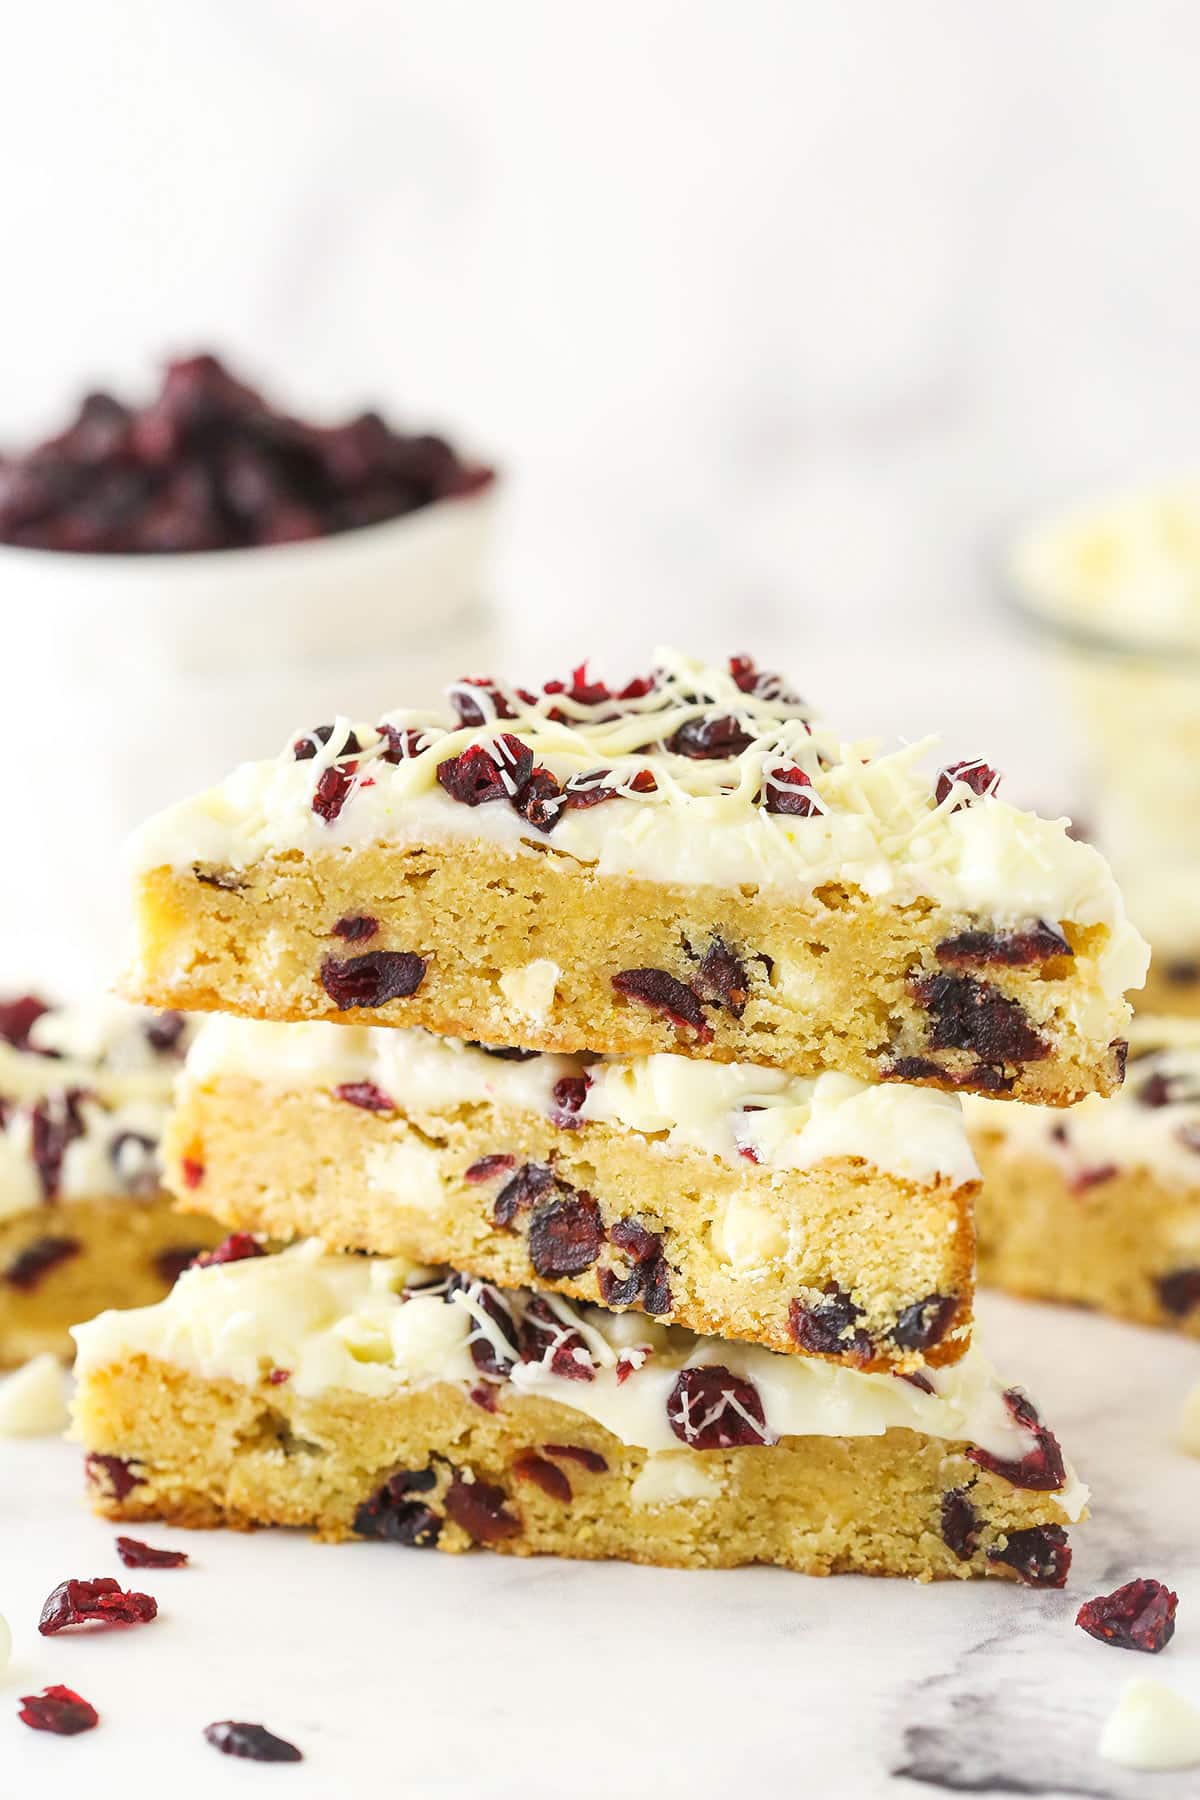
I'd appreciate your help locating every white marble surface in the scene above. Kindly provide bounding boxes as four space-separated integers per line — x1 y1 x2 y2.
1 1292 1198 1799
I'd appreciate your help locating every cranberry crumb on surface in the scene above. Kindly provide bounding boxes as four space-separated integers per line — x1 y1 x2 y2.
1076 1579 1178 1653
39 1576 157 1635
193 1233 265 1269
115 1536 188 1570
612 967 713 1041
666 1365 773 1449
204 1721 303 1763
319 949 426 1010
18 1685 99 1735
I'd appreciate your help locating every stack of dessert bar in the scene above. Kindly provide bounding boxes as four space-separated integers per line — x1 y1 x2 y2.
0 996 221 1365
73 651 1147 1584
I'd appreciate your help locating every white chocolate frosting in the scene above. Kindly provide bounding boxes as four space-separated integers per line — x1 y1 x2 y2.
966 1016 1200 1190
71 1240 1087 1520
128 647 1147 1002
184 1014 980 1188
0 1000 191 1217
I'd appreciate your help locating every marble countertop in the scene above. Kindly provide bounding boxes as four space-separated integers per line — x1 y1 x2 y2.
2 1290 1197 1800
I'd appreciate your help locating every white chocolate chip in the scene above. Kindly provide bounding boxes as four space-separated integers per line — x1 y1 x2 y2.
498 959 560 1023
1099 1679 1200 1772
0 1353 69 1436
710 1194 787 1270
630 1453 723 1507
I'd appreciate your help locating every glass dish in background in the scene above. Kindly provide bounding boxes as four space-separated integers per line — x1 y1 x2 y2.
1008 474 1200 1015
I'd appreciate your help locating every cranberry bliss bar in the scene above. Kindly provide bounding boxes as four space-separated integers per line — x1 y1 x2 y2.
122 651 1146 1105
72 1242 1085 1583
0 998 221 1363
166 1017 979 1371
970 1018 1200 1334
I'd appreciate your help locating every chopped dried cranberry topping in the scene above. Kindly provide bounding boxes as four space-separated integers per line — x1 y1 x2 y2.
667 1365 772 1449
320 949 427 1010
550 1074 590 1128
144 1010 187 1053
4 1234 80 1291
268 1368 290 1385
612 968 712 1042
436 735 533 805
354 1470 442 1547
18 1685 98 1735
193 1233 265 1268
519 1296 595 1380
493 1160 556 1227
935 923 1072 968
512 767 564 833
31 1091 88 1198
154 1244 208 1284
376 724 429 763
334 1080 395 1113
762 765 821 815
311 761 357 822
1076 1579 1177 1652
445 1274 519 1375
727 655 803 707
691 938 752 1017
615 1351 643 1384
39 1576 157 1635
666 714 754 759
910 973 1049 1065
934 759 1000 808
527 1193 604 1277
890 1293 959 1352
449 680 518 727
181 1155 205 1188
85 1453 140 1500
511 1450 572 1503
966 1389 1066 1491
116 1537 188 1569
465 1153 516 1183
293 724 362 761
562 767 657 809
332 913 378 942
444 1475 521 1542
788 1285 872 1362
1156 1268 1200 1316
541 1443 608 1473
940 1488 979 1560
0 994 50 1048
986 1525 1071 1588
204 1721 303 1763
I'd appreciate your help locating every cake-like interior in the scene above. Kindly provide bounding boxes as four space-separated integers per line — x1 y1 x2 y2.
168 1016 979 1370
72 1241 1085 1583
124 650 1145 1104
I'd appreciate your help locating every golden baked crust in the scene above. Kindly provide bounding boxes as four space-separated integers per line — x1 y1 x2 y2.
166 1077 975 1371
128 844 1128 1105
0 1196 223 1366
76 1352 1078 1582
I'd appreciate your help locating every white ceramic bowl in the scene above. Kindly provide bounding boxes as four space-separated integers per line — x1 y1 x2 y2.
3 483 501 993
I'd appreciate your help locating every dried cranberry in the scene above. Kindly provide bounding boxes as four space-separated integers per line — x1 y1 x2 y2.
0 994 50 1047
1070 1164 1118 1192
728 655 803 707
612 968 712 1042
966 1389 1066 1491
562 767 657 809
31 1090 88 1198
334 1080 395 1113
39 1576 157 1634
293 723 362 761
550 1074 590 1128
934 759 1000 807
376 724 429 763
311 761 357 822
445 1274 519 1375
1076 1579 1177 1652
528 1193 604 1277
443 1475 521 1542
1138 1071 1175 1108
935 923 1072 968
493 1161 556 1227
204 1722 303 1763
512 767 563 833
608 1219 660 1263
597 1268 642 1308
940 1488 979 1560
640 1255 673 1315
788 1285 872 1362
762 765 821 815
85 1453 140 1500
4 1235 80 1291
154 1244 207 1284
666 1365 772 1449
116 1537 188 1569
469 1384 499 1412
666 715 754 759
193 1233 265 1269
470 1043 542 1061
601 1220 672 1315
320 950 427 1010
465 1153 516 1183
890 1293 959 1352
181 1155 205 1188
511 1450 572 1503
691 938 752 1017
268 1368 291 1385
18 1685 98 1735
1156 1268 1200 1316
449 680 518 727
436 735 533 805
144 1010 187 1053
910 973 1049 1065
541 1444 608 1473
986 1525 1071 1588
354 1470 442 1547
332 913 378 942
897 1370 935 1394
519 1296 596 1380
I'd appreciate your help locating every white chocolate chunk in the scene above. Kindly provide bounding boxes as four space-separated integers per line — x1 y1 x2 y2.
0 1353 69 1436
710 1194 787 1269
498 959 561 1022
1099 1679 1200 1772
630 1453 724 1506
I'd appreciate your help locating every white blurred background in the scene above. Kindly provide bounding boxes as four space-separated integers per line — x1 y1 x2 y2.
2 0 1197 981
